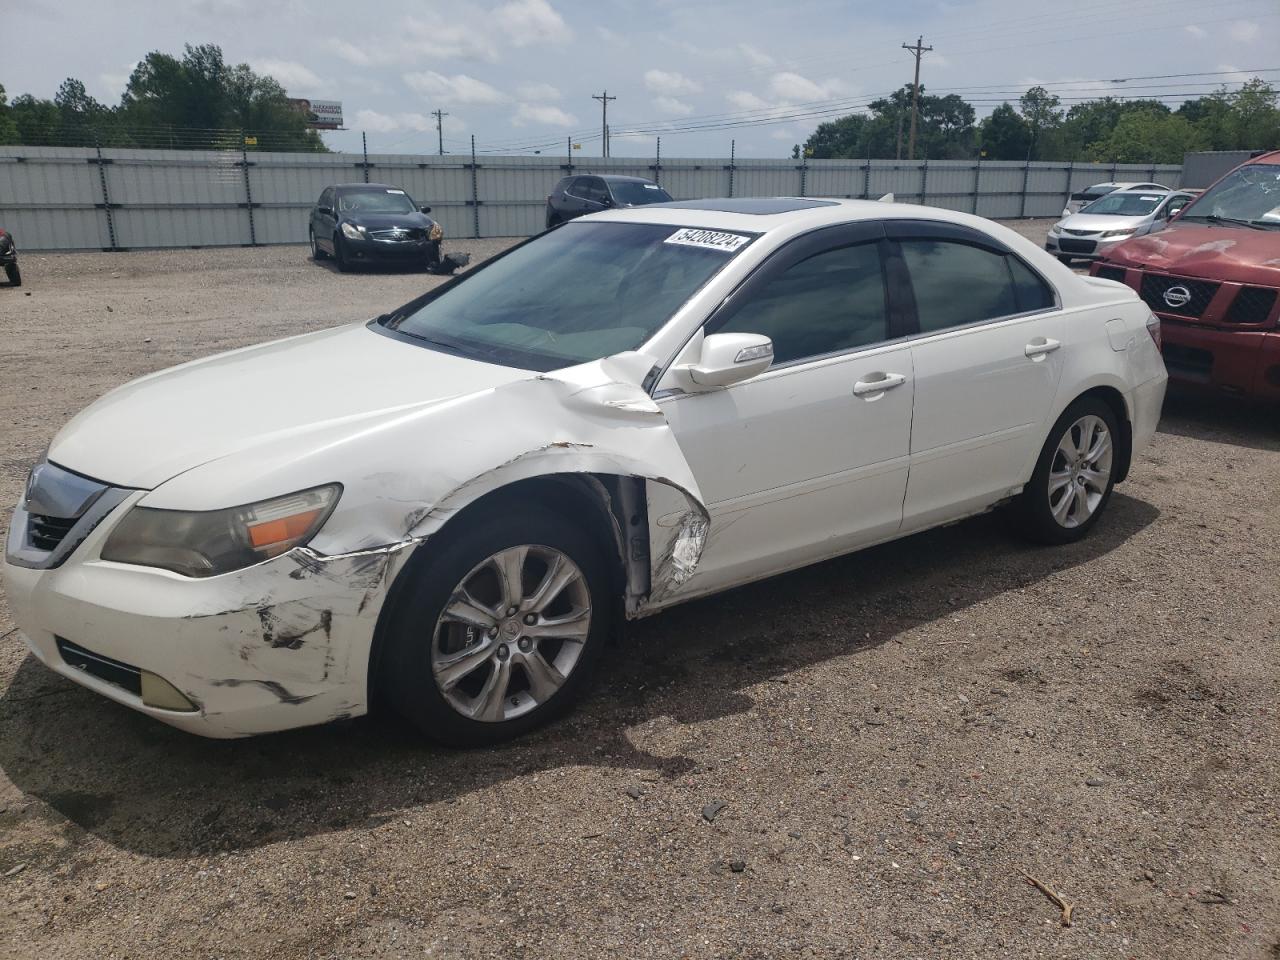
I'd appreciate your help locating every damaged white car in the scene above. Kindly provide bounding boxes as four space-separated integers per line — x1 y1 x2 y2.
4 198 1168 745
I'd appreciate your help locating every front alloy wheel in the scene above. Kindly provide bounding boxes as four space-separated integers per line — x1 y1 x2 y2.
432 545 591 723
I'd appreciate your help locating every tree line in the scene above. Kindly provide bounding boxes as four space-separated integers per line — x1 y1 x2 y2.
794 79 1280 163
0 44 326 151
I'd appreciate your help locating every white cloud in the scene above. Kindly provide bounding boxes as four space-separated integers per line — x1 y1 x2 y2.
644 69 702 96
1228 20 1259 42
597 26 622 44
654 96 694 116
516 81 561 101
1184 24 1207 39
496 0 572 47
512 103 577 127
355 109 433 133
250 59 323 94
726 90 771 111
403 19 499 61
327 39 370 66
403 71 506 105
739 43 774 68
99 61 138 97
768 71 847 102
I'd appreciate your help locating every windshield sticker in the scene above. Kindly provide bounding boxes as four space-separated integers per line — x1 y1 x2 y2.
1140 196 1160 201
664 228 751 252
644 183 662 190
387 189 406 194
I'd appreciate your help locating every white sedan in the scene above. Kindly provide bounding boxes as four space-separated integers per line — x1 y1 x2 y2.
3 198 1168 745
1047 189 1195 263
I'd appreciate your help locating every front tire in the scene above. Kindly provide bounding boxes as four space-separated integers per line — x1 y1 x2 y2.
1011 397 1119 545
333 233 351 272
1057 255 1073 266
378 509 612 746
4 261 19 287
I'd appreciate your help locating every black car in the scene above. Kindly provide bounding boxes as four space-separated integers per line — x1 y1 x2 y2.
545 175 673 228
309 183 444 272
0 227 20 287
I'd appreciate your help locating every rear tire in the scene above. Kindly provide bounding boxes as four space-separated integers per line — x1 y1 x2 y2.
378 509 612 747
310 229 328 261
1010 396 1120 545
4 262 19 287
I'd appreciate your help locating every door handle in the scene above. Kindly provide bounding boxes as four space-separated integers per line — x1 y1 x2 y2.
853 372 907 397
1025 338 1061 359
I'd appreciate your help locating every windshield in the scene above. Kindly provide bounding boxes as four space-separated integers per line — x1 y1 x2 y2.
383 221 754 370
338 188 417 215
610 181 673 205
1180 164 1280 227
1081 193 1164 216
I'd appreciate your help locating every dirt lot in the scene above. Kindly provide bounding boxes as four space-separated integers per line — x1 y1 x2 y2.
0 228 1278 960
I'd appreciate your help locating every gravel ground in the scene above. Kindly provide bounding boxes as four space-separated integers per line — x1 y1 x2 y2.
1 226 1278 960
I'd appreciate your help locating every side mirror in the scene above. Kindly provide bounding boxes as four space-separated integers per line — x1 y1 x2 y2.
680 332 773 388
599 196 613 208
421 205 432 214
318 205 333 217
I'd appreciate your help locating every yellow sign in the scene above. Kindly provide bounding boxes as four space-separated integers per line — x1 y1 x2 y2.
243 136 258 146
572 143 582 150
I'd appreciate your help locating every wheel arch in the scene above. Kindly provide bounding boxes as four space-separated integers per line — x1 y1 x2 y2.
365 471 656 712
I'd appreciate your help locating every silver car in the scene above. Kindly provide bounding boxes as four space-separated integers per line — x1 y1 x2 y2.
1046 189 1194 264
1061 180 1171 217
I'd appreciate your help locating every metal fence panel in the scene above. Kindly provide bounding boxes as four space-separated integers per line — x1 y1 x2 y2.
0 145 1185 250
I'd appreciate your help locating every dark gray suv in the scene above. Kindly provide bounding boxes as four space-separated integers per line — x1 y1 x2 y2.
545 175 673 228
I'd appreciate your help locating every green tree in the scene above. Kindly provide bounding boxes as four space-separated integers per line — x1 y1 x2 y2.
1087 111 1207 163
801 85 975 159
978 103 1031 160
1018 86 1061 161
0 84 19 144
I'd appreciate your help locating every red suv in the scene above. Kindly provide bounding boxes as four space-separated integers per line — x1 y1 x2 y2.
1089 150 1280 402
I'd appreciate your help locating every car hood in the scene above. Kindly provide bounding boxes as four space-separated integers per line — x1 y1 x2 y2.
1103 222 1280 284
49 323 530 490
343 211 435 231
1060 213 1150 232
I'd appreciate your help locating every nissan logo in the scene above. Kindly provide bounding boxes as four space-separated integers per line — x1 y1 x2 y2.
1163 285 1192 308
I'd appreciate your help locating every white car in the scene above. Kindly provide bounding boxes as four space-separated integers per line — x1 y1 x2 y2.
1047 189 1195 263
1062 181 1171 217
3 198 1168 745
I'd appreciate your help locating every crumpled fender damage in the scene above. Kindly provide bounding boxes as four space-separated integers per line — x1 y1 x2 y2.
297 350 709 612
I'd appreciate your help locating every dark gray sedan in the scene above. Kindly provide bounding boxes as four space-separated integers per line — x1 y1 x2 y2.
309 183 444 272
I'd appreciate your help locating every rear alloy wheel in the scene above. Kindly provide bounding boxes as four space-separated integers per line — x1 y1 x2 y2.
3 262 19 287
1012 397 1119 545
379 511 610 746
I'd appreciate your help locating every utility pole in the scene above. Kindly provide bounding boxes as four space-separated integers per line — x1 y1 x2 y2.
901 35 932 161
431 109 448 155
592 90 616 157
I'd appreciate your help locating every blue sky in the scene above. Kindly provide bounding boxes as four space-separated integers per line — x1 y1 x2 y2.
4 0 1279 157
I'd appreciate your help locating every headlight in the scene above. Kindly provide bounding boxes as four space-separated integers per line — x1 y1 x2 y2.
340 222 366 240
101 484 341 578
1102 228 1137 239
429 223 444 241
1049 222 1063 235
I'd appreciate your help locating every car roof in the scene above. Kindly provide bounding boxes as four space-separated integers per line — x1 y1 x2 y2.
333 183 407 191
590 196 1043 241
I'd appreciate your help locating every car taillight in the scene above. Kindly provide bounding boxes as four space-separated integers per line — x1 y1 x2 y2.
1145 311 1162 350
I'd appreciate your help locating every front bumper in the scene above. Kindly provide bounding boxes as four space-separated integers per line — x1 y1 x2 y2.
343 236 440 262
1045 234 1129 260
3 491 411 738
1159 321 1280 401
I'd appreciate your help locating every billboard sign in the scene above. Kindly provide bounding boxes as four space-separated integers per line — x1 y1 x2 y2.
289 99 344 130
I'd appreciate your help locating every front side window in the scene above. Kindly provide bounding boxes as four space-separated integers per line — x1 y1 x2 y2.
580 179 608 203
715 241 888 365
384 221 754 370
899 239 1021 332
